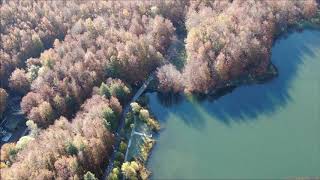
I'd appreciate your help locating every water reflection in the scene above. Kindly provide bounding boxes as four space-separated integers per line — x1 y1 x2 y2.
149 29 320 127
156 93 184 107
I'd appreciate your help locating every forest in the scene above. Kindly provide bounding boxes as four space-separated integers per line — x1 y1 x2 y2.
0 0 319 179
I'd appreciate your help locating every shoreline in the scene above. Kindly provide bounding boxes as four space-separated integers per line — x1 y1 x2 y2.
144 28 319 179
145 62 278 101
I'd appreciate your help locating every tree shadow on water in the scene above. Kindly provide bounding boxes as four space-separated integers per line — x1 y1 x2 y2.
202 29 320 125
147 29 320 129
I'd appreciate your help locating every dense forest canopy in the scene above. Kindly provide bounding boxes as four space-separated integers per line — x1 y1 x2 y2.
1 94 117 179
158 0 318 93
0 0 319 179
15 1 177 128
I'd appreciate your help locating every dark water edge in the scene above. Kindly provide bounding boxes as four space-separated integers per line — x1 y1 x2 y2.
146 28 320 179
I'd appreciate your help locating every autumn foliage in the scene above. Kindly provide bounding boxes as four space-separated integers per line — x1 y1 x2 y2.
15 1 176 128
181 0 318 93
156 64 184 93
1 95 118 179
0 0 137 88
0 0 319 179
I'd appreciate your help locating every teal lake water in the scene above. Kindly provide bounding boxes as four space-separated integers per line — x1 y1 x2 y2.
146 30 320 179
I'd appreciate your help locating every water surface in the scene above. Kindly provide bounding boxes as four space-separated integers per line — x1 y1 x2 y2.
147 30 320 179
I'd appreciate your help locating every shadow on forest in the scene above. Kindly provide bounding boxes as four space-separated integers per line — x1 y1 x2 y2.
147 29 320 129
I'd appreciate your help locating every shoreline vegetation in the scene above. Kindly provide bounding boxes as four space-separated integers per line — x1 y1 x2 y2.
151 15 320 98
146 29 320 179
107 101 160 180
0 0 319 179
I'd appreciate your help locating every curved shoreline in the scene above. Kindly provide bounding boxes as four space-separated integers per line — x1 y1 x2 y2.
146 29 320 179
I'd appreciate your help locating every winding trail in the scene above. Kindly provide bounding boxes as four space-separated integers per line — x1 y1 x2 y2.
103 74 154 179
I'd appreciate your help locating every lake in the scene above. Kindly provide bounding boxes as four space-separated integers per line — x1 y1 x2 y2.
146 30 320 179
